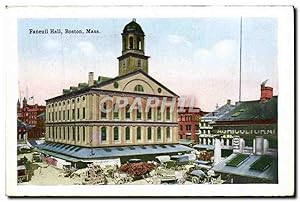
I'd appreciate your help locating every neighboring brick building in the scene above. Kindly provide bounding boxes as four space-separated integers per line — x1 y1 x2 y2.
178 107 207 144
17 97 46 139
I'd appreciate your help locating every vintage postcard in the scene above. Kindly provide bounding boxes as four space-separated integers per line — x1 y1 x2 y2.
4 4 295 197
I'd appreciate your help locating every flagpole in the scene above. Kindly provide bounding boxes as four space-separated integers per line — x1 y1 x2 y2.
239 17 243 102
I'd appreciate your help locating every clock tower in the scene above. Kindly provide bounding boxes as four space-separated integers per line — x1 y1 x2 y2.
118 19 150 76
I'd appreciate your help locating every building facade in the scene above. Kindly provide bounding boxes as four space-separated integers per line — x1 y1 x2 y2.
198 100 235 147
17 98 46 139
212 82 278 153
44 19 180 149
178 107 207 144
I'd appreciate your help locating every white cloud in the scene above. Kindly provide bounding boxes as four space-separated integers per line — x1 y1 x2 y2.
43 39 61 50
167 34 192 46
194 39 237 61
76 41 98 56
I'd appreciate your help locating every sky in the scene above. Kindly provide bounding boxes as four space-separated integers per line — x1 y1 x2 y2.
18 18 278 111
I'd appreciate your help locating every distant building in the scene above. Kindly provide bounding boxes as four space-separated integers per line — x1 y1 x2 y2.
178 107 207 144
198 100 235 146
17 119 30 142
212 82 278 184
17 97 46 139
213 83 277 152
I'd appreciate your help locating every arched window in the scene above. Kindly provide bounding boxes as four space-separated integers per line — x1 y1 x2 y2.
123 37 126 50
101 103 107 119
113 104 119 119
125 105 131 119
147 127 152 140
147 108 152 120
157 127 161 140
136 106 142 120
114 127 119 141
166 107 171 120
129 37 133 49
125 127 130 141
137 38 142 50
157 107 161 120
137 127 141 140
101 127 107 141
134 85 144 92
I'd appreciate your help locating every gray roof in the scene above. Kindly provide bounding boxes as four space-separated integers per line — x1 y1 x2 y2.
217 96 277 122
36 142 194 161
212 153 278 181
193 144 215 150
202 104 235 121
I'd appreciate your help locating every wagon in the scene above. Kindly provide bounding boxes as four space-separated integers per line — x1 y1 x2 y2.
186 169 208 184
17 165 28 183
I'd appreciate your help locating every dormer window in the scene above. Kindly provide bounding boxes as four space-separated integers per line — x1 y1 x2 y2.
134 84 144 92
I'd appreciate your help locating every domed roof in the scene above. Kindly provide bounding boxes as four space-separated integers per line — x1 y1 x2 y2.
123 19 144 35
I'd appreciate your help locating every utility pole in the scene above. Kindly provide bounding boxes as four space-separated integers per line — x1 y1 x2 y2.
239 17 243 102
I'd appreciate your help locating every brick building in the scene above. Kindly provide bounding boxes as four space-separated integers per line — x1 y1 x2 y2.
17 97 46 139
178 107 207 144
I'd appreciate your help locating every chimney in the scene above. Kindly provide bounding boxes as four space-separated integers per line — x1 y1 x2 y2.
88 72 94 87
260 85 273 102
227 99 231 105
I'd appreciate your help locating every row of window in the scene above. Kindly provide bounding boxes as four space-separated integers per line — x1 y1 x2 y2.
48 96 86 108
101 105 171 121
47 126 172 143
101 126 172 142
48 126 86 143
48 107 86 122
179 115 195 122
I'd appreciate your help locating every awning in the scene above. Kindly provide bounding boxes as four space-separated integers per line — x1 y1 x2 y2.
36 142 195 161
193 144 215 150
212 153 278 181
37 149 81 162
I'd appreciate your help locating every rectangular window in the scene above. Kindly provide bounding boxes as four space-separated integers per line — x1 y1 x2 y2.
63 110 65 120
147 127 152 140
101 127 107 141
114 127 119 141
166 127 171 139
125 127 130 141
83 127 85 142
72 109 75 120
67 127 70 140
59 111 61 120
77 127 80 141
180 125 183 131
72 127 75 141
137 127 141 140
77 108 80 119
48 113 50 121
67 110 70 120
55 112 57 120
82 107 85 119
157 127 161 140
